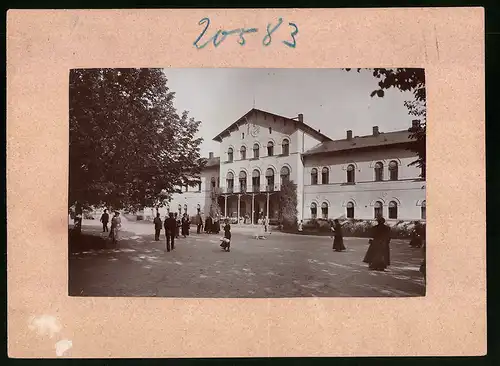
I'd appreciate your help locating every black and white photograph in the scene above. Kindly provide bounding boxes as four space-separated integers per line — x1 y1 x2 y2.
68 68 427 298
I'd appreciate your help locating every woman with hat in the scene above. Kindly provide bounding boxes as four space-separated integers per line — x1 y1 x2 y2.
363 216 391 271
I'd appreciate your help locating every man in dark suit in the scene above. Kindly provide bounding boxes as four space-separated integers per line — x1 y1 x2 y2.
164 212 177 252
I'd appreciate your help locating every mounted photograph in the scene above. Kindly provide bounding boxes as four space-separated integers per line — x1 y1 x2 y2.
68 68 427 298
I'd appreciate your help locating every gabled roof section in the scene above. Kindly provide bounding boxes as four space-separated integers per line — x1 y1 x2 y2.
212 108 332 143
205 156 220 168
303 130 415 156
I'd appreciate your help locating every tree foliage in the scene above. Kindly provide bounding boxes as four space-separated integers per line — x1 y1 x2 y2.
69 68 204 211
278 180 298 232
345 68 426 178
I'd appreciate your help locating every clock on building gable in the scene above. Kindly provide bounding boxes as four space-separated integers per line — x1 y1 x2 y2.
250 124 260 137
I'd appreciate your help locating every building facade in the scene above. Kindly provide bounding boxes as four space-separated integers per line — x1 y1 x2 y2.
146 109 426 223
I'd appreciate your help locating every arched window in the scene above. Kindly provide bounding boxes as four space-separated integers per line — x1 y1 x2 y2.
282 139 290 156
226 172 234 193
421 200 426 220
227 147 234 162
346 202 354 218
269 127 272 134
253 143 260 158
239 171 247 193
388 201 398 219
252 170 260 192
211 177 216 189
321 202 328 219
310 202 317 219
311 168 318 185
280 166 290 184
265 168 275 191
374 162 384 181
322 167 329 184
389 160 399 181
374 201 383 219
240 146 246 160
184 204 188 214
347 164 355 183
198 181 202 192
267 141 274 156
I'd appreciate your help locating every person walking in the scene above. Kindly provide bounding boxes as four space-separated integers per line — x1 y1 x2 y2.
153 212 162 241
100 209 109 233
109 211 122 246
298 219 304 234
196 212 203 234
181 213 190 238
331 219 346 252
363 216 391 271
164 212 177 252
174 213 180 238
264 216 269 233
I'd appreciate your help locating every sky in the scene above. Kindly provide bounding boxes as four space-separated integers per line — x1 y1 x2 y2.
162 68 417 158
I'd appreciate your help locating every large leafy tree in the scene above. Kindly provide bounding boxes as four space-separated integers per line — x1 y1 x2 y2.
278 180 298 232
345 68 426 178
69 68 204 211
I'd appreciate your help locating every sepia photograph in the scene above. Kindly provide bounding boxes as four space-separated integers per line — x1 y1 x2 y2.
68 68 427 298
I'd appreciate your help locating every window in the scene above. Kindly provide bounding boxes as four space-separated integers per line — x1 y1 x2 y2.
226 172 234 193
374 162 384 181
347 164 355 183
374 201 383 219
388 201 398 219
389 160 398 181
242 132 245 139
269 127 272 134
311 168 318 185
184 204 188 214
198 181 202 192
185 184 188 192
240 146 246 160
421 200 426 220
265 168 274 191
282 139 290 156
253 143 260 158
267 141 274 156
280 166 290 184
346 202 354 218
227 147 233 162
252 169 260 192
321 202 328 219
310 202 317 219
211 177 216 189
239 171 247 193
321 167 329 184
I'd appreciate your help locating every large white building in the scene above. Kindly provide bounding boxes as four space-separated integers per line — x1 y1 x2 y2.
147 108 426 223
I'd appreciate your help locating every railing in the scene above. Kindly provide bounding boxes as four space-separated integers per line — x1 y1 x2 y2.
212 184 282 194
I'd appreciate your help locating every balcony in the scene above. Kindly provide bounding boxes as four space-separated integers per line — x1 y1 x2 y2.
214 184 282 194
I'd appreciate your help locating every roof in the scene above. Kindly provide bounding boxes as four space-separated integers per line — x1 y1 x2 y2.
303 130 415 156
212 108 332 143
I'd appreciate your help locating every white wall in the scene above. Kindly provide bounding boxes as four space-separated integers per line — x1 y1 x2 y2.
302 147 426 221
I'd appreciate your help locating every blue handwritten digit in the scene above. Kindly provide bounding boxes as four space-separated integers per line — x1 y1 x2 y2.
283 22 298 48
213 30 229 47
194 18 212 49
238 28 258 46
263 18 283 46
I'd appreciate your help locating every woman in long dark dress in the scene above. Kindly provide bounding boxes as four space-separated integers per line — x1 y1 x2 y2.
331 219 346 251
181 213 190 237
363 217 391 271
221 219 231 252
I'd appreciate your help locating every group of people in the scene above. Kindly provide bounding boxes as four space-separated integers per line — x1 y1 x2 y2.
194 213 222 235
153 212 193 250
329 216 394 271
99 209 122 245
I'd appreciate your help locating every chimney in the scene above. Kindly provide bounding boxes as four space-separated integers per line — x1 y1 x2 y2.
298 113 304 123
372 126 380 136
412 119 421 128
209 152 214 159
347 130 353 140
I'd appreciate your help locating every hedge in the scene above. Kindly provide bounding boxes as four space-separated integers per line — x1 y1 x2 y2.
300 218 425 239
